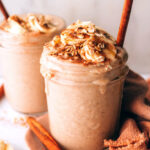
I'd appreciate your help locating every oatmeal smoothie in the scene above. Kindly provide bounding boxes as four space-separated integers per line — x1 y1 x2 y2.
0 14 65 113
40 21 128 150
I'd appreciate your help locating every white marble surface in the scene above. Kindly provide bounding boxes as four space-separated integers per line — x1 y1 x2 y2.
0 79 40 150
0 85 45 150
0 0 150 74
0 97 28 150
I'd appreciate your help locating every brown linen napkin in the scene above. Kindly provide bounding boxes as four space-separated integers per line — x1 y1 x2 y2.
104 70 150 150
104 119 147 150
123 70 150 120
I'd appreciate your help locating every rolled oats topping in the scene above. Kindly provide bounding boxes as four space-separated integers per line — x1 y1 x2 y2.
44 20 120 65
1 14 56 34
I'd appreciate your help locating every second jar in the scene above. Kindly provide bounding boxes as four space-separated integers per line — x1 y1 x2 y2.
0 14 65 113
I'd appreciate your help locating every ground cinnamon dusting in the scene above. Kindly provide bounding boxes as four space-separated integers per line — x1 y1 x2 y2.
44 20 120 65
1 14 56 34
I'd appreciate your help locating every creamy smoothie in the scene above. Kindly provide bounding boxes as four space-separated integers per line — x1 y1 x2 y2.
0 14 65 113
40 21 128 150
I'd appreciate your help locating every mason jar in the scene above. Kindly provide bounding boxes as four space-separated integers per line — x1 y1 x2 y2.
40 47 128 150
0 14 65 113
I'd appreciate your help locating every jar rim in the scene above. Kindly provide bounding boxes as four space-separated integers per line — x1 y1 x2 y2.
40 49 128 74
45 65 129 86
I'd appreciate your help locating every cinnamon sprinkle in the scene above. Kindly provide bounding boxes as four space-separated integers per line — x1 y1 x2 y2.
44 20 120 65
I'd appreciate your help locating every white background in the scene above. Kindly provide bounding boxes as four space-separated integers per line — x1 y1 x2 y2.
0 0 150 74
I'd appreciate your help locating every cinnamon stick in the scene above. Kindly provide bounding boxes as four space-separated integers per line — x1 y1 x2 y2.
0 0 9 20
27 117 61 150
0 84 4 99
116 0 133 47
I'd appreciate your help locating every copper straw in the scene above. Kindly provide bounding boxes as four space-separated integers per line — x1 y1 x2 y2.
0 0 9 20
117 0 133 47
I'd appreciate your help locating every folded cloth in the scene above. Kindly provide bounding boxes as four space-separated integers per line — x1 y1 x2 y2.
146 78 150 103
104 70 150 150
123 70 150 120
104 119 147 150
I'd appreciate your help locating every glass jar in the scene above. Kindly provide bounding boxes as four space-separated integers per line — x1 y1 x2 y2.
41 53 128 150
0 14 65 113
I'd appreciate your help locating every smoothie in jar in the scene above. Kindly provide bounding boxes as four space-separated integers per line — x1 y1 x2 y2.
0 14 65 113
40 20 128 150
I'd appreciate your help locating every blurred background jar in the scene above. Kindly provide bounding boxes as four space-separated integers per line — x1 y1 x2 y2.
0 14 65 113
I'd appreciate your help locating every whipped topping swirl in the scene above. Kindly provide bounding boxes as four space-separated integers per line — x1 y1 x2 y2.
2 14 56 34
44 20 119 64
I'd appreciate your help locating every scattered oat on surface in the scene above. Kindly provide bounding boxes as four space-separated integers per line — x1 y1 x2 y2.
0 140 14 150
